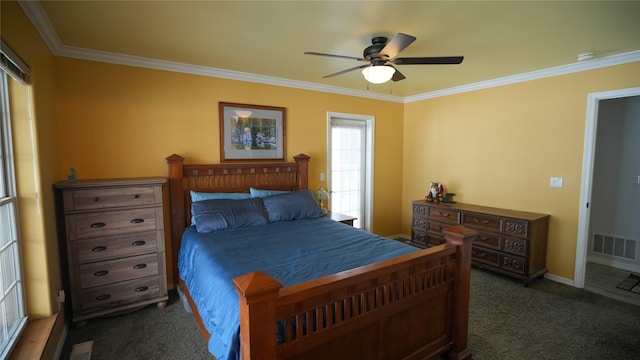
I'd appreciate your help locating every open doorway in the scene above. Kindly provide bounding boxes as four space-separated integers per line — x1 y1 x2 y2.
575 87 640 306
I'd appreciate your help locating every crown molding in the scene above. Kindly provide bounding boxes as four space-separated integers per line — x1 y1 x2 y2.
59 45 405 103
18 0 63 55
17 1 404 103
404 50 640 103
19 0 640 105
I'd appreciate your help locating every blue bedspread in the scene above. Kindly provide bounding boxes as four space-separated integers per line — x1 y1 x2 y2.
178 216 418 360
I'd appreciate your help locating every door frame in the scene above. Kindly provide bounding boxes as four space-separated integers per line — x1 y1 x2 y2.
574 86 640 288
326 112 375 231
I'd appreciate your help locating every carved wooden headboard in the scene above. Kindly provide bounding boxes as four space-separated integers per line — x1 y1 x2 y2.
165 153 310 283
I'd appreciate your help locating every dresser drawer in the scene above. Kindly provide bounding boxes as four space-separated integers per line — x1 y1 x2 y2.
425 231 446 246
428 207 459 225
66 186 160 211
412 203 428 220
427 220 450 233
79 275 164 312
79 253 160 288
503 218 529 238
473 231 501 251
71 231 163 265
461 212 501 232
68 207 161 240
502 237 527 257
471 246 500 267
411 230 428 247
412 217 427 232
501 254 526 275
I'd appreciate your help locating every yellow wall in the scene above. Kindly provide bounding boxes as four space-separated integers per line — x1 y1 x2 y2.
53 58 405 282
402 62 640 280
2 0 65 358
2 0 61 316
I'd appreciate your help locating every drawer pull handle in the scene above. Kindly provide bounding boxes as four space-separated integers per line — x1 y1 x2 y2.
93 197 100 202
477 236 489 242
92 246 107 252
474 251 488 258
90 222 106 228
94 270 109 277
131 240 146 247
441 213 450 217
133 263 147 270
473 219 490 225
96 294 110 301
130 218 145 224
135 286 149 292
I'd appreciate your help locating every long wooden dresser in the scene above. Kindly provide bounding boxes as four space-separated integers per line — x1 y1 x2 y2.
55 178 168 326
411 200 549 285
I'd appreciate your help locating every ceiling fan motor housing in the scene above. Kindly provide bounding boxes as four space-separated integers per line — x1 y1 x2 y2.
364 37 389 60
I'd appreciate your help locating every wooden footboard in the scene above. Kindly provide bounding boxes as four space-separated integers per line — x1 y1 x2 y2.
233 225 475 360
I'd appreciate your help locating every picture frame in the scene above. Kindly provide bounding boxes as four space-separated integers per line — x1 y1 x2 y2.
218 102 286 162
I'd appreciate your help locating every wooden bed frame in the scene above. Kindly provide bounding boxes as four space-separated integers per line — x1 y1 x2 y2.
166 153 474 360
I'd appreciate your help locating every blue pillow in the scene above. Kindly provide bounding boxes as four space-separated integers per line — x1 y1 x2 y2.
191 197 269 233
190 191 251 202
261 189 325 223
249 187 290 198
190 191 252 225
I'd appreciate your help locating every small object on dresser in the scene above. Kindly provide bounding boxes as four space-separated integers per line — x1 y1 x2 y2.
426 181 445 203
67 168 76 182
443 192 456 203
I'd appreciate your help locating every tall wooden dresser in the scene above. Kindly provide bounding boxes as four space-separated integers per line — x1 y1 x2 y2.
412 200 549 285
55 178 168 326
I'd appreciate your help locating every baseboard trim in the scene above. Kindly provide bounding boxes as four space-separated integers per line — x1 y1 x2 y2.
54 323 68 360
544 272 575 287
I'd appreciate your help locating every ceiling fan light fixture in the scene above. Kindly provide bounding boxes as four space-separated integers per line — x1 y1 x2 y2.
362 65 395 84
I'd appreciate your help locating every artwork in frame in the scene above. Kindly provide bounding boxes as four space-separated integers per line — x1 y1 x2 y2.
219 102 286 162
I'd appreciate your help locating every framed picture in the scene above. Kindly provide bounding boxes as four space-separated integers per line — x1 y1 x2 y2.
219 102 286 162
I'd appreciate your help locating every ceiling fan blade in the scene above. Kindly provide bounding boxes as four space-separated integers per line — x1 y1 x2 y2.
391 67 406 82
304 52 365 61
324 64 370 78
378 33 416 59
392 56 464 65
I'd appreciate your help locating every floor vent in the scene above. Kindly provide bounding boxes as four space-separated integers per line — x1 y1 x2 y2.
592 234 637 260
70 340 93 360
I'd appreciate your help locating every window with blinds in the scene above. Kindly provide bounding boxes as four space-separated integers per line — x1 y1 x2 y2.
0 42 29 359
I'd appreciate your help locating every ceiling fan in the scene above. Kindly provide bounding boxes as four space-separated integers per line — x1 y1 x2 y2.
304 33 463 84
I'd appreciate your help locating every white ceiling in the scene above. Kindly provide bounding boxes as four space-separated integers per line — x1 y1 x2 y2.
22 1 640 99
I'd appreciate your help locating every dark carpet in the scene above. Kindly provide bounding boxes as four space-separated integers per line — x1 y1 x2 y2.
60 268 640 360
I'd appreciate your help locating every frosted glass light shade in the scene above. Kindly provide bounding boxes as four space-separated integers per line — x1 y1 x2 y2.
362 66 395 84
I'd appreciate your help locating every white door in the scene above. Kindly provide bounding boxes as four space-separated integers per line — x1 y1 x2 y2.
327 113 374 231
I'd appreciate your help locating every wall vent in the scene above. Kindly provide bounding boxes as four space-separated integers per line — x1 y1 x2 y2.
592 234 637 260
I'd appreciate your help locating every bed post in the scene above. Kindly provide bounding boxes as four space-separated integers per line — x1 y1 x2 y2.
293 153 310 190
166 154 185 286
443 225 476 360
233 271 283 360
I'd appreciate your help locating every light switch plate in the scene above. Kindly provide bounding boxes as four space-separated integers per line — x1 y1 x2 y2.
550 177 564 188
